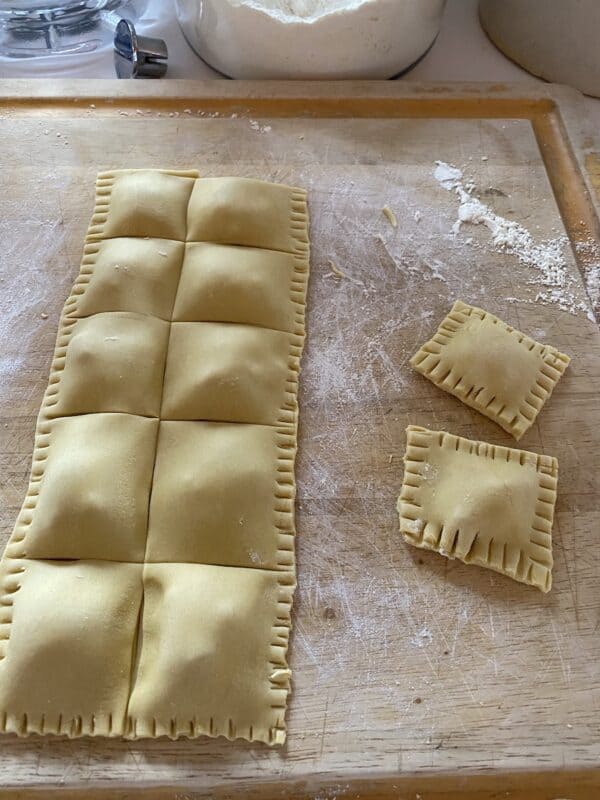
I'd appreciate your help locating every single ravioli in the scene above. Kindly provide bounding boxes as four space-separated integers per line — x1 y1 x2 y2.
69 238 184 321
125 562 293 744
21 414 158 562
97 170 196 241
186 177 303 251
397 425 558 592
410 301 570 439
161 322 299 425
172 242 299 331
47 312 170 419
0 559 142 737
145 421 295 569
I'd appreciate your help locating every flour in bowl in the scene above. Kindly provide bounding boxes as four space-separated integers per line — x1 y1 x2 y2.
230 0 369 19
175 0 446 78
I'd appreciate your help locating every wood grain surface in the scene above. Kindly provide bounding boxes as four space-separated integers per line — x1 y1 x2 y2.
0 81 599 798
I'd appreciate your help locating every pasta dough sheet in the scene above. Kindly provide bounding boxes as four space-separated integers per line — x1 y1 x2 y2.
410 301 570 440
398 425 558 592
0 170 310 745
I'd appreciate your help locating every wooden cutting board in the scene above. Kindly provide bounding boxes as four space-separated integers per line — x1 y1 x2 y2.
0 81 599 799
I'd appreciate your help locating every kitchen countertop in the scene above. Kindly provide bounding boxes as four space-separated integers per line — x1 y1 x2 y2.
1 0 599 131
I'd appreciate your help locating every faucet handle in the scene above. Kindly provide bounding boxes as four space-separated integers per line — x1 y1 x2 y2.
114 18 168 79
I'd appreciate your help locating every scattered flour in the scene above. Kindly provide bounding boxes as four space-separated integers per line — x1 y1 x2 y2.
410 627 433 648
586 263 600 307
312 784 350 800
421 462 438 482
249 119 272 133
433 161 594 320
433 161 462 189
403 518 424 535
575 238 600 311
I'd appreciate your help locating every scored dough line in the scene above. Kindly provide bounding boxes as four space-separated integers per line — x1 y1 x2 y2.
123 200 189 727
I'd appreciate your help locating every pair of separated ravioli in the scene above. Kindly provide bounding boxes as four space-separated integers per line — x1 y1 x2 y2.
397 300 570 592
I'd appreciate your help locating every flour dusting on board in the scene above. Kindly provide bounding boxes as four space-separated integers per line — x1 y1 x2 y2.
434 161 594 320
410 627 433 648
295 168 496 687
0 218 69 388
292 145 595 693
585 263 600 307
312 784 350 800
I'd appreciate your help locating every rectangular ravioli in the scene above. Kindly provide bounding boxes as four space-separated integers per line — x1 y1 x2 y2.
0 170 310 744
410 301 570 440
398 425 558 592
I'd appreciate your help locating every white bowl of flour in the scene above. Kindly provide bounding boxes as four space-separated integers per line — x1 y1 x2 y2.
175 0 446 79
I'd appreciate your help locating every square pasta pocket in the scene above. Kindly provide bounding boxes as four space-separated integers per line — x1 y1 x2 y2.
410 301 570 439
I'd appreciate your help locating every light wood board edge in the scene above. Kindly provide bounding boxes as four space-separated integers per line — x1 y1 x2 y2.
528 85 600 315
2 767 600 799
0 78 563 123
0 78 568 104
553 85 600 223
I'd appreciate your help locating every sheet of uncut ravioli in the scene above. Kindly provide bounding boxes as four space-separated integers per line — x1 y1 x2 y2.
411 300 570 440
398 426 558 592
0 170 309 744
